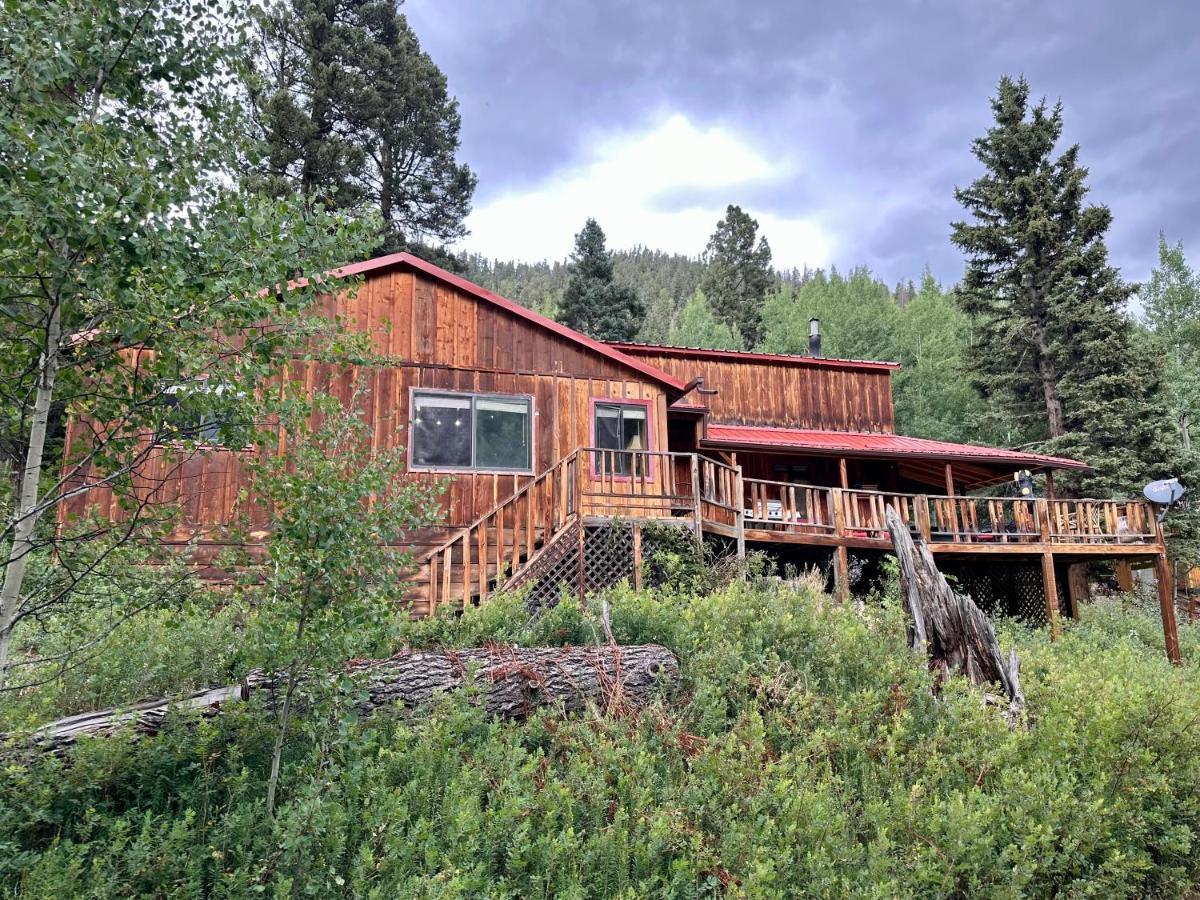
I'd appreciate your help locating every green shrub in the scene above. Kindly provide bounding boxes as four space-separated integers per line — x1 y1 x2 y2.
2 587 1199 897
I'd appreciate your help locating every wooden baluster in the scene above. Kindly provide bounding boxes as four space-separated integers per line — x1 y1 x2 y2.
477 524 487 600
510 497 522 573
462 526 472 606
428 556 438 615
946 493 961 541
442 545 452 609
526 488 536 559
915 495 932 542
495 506 506 579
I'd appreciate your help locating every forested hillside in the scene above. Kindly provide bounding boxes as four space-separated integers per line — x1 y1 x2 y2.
466 250 1017 448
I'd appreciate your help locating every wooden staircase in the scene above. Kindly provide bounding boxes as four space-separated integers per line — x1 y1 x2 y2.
404 450 582 616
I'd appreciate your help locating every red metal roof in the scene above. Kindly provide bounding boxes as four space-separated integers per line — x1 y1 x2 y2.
608 341 901 372
702 424 1088 470
325 254 688 392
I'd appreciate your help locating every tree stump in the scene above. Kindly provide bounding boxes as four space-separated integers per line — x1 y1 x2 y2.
885 507 1025 721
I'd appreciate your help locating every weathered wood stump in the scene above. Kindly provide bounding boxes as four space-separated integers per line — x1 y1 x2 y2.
885 507 1025 721
14 644 681 755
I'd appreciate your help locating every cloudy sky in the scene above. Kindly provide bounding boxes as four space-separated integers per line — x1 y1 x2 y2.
405 0 1200 287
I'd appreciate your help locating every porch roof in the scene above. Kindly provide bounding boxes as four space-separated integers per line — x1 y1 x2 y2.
701 424 1088 486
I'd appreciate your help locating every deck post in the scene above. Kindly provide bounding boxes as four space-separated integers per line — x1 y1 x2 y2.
830 488 850 602
690 454 702 536
734 464 746 560
1154 552 1182 665
1153 512 1182 666
1041 552 1062 640
838 457 849 489
1114 561 1135 592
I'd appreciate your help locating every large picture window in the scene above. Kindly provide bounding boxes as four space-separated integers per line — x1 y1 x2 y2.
593 401 649 476
411 391 533 472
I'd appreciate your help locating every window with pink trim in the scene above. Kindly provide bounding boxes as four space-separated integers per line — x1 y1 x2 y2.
592 400 650 477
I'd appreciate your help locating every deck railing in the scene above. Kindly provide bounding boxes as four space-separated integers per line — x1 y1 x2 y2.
422 449 580 613
578 448 698 519
742 477 835 533
421 451 1164 612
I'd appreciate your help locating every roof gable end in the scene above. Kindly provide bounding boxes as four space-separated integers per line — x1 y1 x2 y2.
332 253 687 392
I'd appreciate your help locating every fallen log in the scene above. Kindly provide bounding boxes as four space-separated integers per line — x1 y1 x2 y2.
885 507 1025 720
14 644 681 755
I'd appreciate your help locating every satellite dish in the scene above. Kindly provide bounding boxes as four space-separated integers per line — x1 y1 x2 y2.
1143 478 1187 505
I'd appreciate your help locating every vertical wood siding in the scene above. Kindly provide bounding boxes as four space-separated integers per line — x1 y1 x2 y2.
627 351 895 433
60 266 671 555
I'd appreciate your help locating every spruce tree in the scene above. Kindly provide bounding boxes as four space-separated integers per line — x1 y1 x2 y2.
249 0 476 255
559 220 644 341
951 76 1177 496
700 205 774 347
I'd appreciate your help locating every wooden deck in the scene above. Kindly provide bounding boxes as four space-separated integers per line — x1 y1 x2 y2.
413 447 1179 663
571 449 1166 558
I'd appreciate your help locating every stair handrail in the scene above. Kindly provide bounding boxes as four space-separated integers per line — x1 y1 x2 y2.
421 448 581 612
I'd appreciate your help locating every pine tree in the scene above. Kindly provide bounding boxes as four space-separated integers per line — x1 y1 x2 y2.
700 205 774 347
249 0 476 255
951 76 1177 496
559 219 644 341
669 289 741 349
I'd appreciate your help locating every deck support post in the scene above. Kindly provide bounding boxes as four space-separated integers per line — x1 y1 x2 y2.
1154 551 1182 666
1114 561 1135 592
734 465 746 560
830 487 850 601
1040 552 1062 640
838 457 849 490
576 518 586 604
631 523 643 590
1065 563 1088 620
690 454 702 537
834 547 850 602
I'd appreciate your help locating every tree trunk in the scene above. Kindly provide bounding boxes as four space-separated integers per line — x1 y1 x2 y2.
885 507 1025 721
13 644 681 755
0 300 62 688
1033 326 1066 438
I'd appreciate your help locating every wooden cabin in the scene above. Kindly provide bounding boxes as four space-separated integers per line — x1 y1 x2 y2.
60 252 1181 659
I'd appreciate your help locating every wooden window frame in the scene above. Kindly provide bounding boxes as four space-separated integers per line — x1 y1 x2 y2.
407 388 536 475
589 397 655 482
